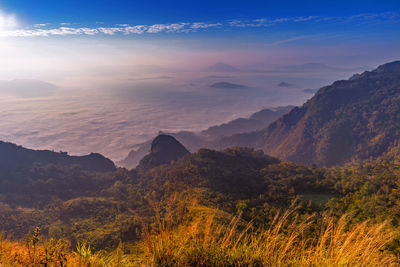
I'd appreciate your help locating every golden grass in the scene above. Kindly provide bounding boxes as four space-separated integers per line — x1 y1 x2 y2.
142 208 399 266
0 208 398 266
0 234 134 266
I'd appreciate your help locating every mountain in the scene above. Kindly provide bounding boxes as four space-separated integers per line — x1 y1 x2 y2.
202 106 293 138
304 88 318 94
247 60 400 166
280 63 339 72
276 63 370 73
277 82 293 87
2 63 400 264
0 141 116 172
118 106 293 169
207 62 239 72
0 79 58 98
121 61 400 169
210 81 246 89
137 135 190 171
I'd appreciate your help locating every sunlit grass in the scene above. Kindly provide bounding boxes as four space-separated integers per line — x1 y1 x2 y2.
0 208 398 266
0 230 134 267
141 208 398 266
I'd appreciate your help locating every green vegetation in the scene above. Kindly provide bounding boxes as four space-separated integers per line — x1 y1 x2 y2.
1 145 400 265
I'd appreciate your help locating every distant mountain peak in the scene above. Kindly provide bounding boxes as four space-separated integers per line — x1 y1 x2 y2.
207 62 239 72
373 60 400 73
0 79 58 98
277 82 293 87
150 135 188 153
119 106 294 169
137 135 190 171
210 81 246 89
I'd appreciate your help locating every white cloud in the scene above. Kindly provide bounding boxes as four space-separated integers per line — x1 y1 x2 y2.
34 23 49 28
191 22 222 30
293 16 319 22
0 9 18 30
124 25 147 34
147 23 188 33
98 27 122 35
0 13 398 38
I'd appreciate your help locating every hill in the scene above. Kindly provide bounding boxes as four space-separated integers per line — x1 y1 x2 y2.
0 141 116 172
256 60 400 166
210 81 246 89
217 61 400 166
137 135 190 170
1 135 400 264
118 106 293 169
0 79 58 98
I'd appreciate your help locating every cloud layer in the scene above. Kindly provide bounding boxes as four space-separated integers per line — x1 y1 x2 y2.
0 69 343 161
0 12 399 37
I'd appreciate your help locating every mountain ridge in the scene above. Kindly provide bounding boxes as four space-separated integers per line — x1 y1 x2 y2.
0 140 116 172
118 106 293 169
255 60 400 166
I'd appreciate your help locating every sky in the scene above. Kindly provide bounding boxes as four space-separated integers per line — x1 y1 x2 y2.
0 0 399 80
0 0 399 161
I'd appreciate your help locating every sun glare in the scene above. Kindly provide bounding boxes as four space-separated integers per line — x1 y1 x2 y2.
0 9 17 31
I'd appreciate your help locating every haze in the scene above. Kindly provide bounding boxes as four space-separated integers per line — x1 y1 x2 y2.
0 0 399 160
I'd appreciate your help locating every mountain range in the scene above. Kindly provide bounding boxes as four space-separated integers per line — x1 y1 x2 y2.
222 60 400 166
0 60 400 260
118 105 293 169
206 62 370 73
120 60 400 168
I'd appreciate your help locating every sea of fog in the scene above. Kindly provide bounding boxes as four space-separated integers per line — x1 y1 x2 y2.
0 70 357 161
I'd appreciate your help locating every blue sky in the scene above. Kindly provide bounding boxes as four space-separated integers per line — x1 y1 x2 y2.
2 0 400 25
0 0 399 78
0 0 398 45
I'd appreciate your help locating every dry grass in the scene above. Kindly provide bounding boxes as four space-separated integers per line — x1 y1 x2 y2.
142 207 399 266
0 207 398 266
0 231 134 267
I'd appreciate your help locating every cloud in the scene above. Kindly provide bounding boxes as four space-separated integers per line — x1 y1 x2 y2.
2 27 100 37
0 9 18 29
229 13 400 27
191 22 222 30
293 16 319 22
0 12 399 38
34 23 49 28
147 23 188 33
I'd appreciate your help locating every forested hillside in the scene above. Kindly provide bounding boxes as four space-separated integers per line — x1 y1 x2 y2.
258 60 400 166
219 61 400 167
1 136 400 265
